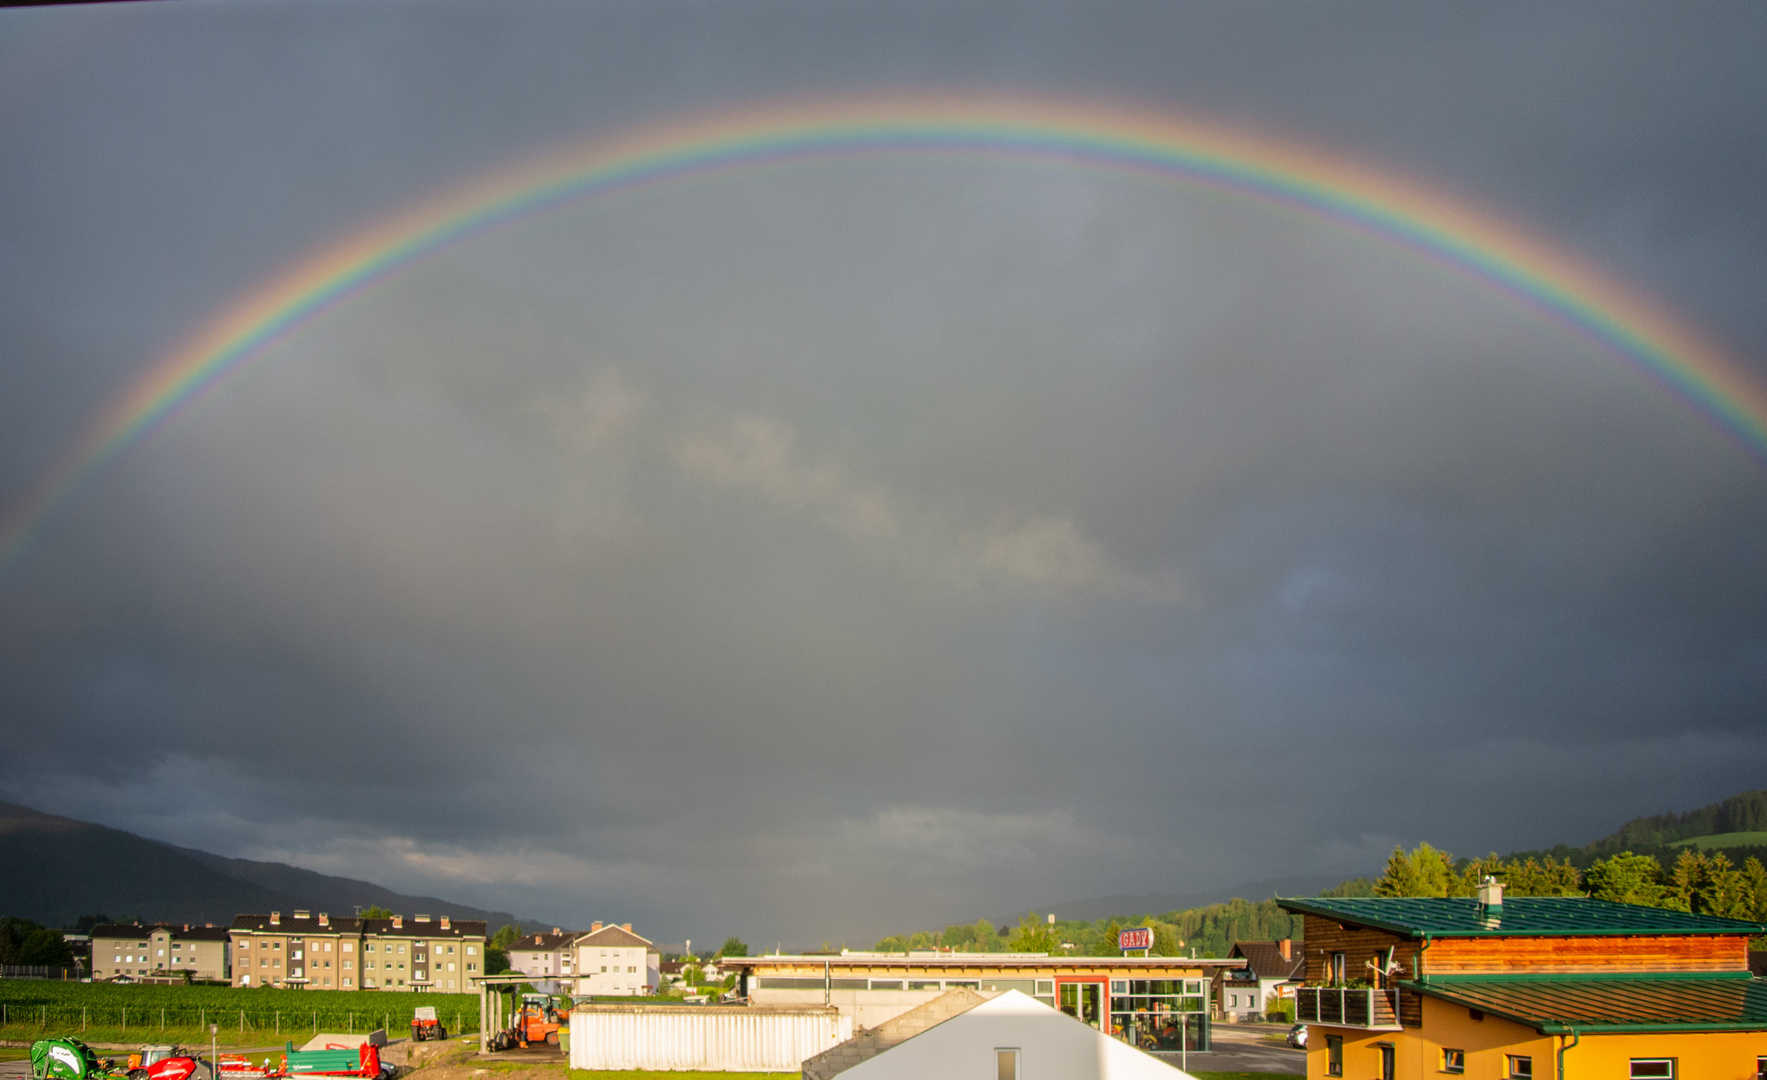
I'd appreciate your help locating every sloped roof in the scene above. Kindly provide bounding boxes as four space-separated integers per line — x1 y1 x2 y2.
1226 941 1303 981
516 932 576 951
91 923 232 941
1405 972 1767 1034
576 924 654 949
232 914 364 934
230 914 487 938
839 991 1190 1080
1279 896 1767 937
360 916 486 938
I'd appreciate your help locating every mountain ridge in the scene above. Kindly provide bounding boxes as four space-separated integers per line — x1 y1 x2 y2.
0 801 522 930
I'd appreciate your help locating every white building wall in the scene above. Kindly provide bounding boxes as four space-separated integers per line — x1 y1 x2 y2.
568 1008 851 1071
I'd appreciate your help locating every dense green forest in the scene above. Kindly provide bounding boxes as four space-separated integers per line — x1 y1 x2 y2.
1507 789 1767 873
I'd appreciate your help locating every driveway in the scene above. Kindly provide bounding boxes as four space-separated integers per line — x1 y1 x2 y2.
1153 1023 1306 1075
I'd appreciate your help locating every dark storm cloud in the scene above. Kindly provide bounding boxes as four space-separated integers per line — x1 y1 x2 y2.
0 1 1764 943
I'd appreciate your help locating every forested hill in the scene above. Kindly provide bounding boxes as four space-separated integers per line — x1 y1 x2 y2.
1506 788 1767 870
0 801 520 929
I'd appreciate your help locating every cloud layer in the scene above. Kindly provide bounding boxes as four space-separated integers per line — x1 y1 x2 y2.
0 0 1764 945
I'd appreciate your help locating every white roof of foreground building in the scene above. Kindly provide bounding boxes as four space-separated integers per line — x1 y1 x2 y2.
838 990 1194 1080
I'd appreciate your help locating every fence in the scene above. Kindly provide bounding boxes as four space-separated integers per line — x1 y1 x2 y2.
0 1004 479 1038
0 967 83 981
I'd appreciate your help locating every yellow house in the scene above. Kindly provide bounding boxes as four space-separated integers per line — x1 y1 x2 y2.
1280 884 1767 1080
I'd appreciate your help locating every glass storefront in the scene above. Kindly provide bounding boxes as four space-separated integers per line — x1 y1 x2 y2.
1108 979 1208 1051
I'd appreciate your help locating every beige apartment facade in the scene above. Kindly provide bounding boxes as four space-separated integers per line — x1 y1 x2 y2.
573 922 661 996
90 923 230 982
230 910 486 991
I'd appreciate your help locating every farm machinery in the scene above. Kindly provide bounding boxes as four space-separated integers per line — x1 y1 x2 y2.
408 1007 446 1042
212 1042 386 1080
488 993 567 1050
30 1039 385 1080
32 1040 209 1080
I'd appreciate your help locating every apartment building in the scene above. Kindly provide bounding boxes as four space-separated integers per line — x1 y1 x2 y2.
90 923 230 982
573 922 661 996
231 911 359 989
508 929 577 983
230 910 487 991
361 913 487 993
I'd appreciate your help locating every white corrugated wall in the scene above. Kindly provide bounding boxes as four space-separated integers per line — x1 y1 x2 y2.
569 1009 853 1072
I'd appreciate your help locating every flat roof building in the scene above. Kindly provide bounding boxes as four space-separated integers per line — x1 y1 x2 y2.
718 951 1239 1039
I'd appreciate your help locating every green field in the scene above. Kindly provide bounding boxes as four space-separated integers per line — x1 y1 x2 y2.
0 981 479 1048
1669 831 1767 851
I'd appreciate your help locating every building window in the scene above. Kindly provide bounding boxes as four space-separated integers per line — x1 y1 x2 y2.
1442 1048 1465 1074
1757 1057 1766 1080
1630 1062 1674 1080
1508 1057 1533 1079
1326 1035 1343 1078
1330 953 1347 985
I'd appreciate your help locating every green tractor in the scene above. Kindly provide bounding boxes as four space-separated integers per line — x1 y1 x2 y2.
30 1039 126 1080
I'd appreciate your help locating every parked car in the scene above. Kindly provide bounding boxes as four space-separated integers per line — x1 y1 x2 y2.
1286 1023 1308 1049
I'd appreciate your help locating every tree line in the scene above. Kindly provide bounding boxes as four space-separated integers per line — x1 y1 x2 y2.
872 899 1308 959
1373 841 1767 926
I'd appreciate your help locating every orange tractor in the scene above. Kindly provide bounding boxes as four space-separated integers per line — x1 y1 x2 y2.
490 995 567 1050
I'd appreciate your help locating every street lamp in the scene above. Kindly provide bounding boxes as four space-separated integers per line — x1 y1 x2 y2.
209 1024 218 1080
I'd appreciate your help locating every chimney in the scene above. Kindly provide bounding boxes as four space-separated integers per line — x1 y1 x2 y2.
1478 876 1504 927
535 935 542 945
392 915 403 929
440 916 450 930
552 928 561 936
622 923 632 932
270 912 281 926
183 924 191 932
592 922 603 933
1279 939 1293 961
318 913 329 928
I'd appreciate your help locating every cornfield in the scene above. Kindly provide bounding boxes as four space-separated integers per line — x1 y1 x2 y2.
0 981 479 1048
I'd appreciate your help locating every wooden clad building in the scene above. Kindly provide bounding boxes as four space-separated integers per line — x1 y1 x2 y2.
1280 884 1767 1080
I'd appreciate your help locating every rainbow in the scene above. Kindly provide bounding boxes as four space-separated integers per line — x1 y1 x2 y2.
3 94 1763 575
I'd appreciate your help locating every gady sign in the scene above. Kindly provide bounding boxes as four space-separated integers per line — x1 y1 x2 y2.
1118 927 1154 951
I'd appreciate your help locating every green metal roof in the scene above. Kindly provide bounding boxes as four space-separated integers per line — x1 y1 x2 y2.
1278 896 1767 937
1403 972 1767 1034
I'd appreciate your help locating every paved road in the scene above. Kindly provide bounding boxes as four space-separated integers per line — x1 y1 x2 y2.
1152 1025 1306 1075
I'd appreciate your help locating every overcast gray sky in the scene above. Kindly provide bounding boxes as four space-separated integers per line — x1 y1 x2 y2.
1 0 1765 946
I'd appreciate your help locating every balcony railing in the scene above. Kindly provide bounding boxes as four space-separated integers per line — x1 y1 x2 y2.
1295 986 1401 1030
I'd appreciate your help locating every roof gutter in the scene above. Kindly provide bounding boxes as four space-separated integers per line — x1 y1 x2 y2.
1557 1027 1579 1080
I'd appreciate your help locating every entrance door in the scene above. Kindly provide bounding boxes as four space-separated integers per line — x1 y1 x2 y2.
1058 981 1105 1029
1379 1044 1395 1080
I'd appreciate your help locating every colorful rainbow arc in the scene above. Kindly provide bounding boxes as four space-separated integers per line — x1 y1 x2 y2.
3 96 1764 576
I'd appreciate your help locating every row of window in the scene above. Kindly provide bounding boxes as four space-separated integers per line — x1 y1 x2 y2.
236 939 477 955
1322 1040 1715 1080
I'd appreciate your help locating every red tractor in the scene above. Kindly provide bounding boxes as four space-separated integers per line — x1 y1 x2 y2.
409 1008 447 1043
